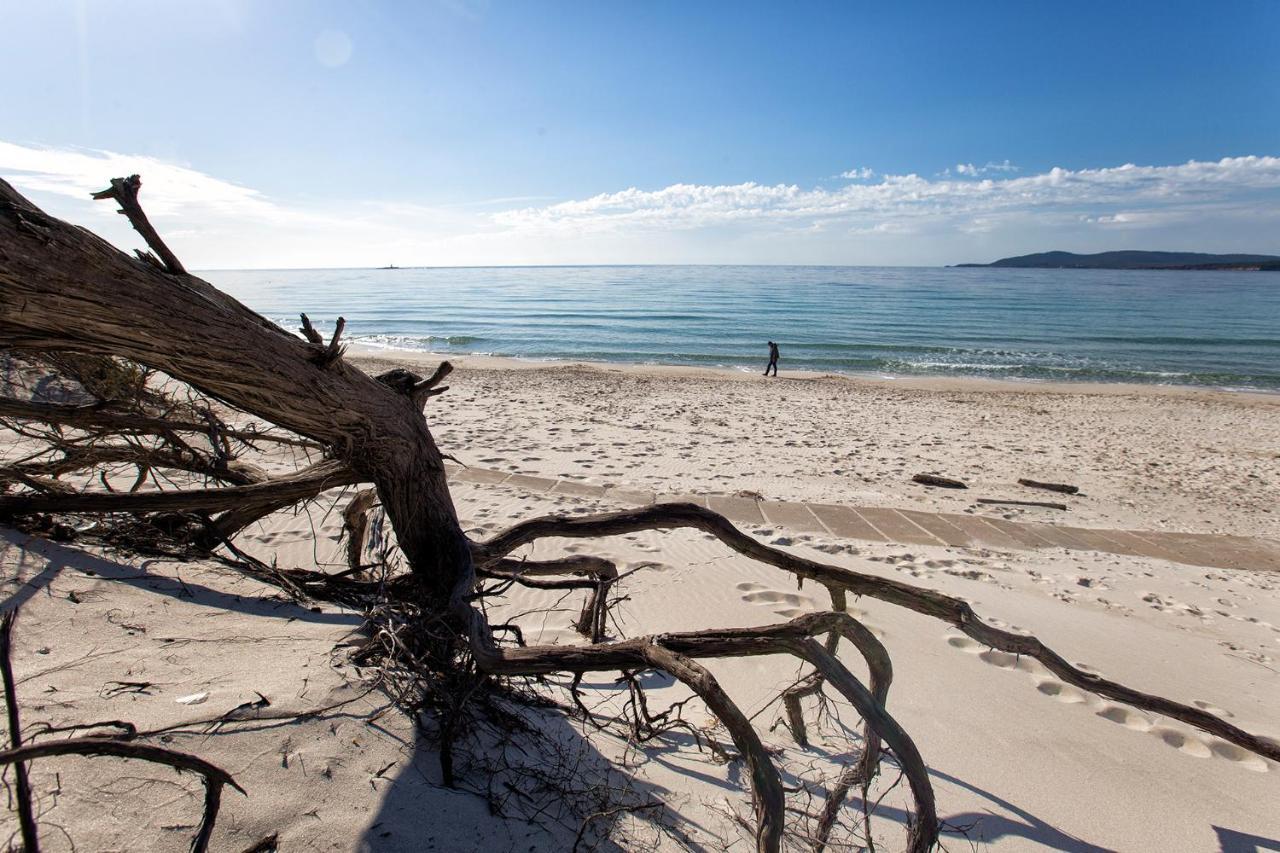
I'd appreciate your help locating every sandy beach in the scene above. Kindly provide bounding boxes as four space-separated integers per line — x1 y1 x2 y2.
3 351 1278 851
353 347 1280 539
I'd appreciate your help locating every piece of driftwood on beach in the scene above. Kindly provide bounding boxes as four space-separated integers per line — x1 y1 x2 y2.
1018 477 1080 494
911 473 967 489
977 497 1069 511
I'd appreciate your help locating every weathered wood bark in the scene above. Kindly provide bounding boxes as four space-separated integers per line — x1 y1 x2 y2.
341 487 379 571
0 459 357 518
1017 478 1079 495
0 178 468 604
0 397 318 448
0 611 38 853
976 497 1067 510
3 443 264 486
911 473 967 489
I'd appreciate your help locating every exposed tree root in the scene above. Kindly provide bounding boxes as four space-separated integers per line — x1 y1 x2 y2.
478 502 1280 764
0 458 359 532
641 643 786 852
0 397 317 449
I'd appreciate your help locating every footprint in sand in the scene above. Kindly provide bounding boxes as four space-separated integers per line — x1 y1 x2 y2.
946 635 981 652
1095 704 1153 731
1032 678 1088 704
943 567 994 583
1192 699 1234 717
983 616 1030 634
873 553 937 579
736 581 871 625
1138 592 1211 620
625 560 671 573
1150 726 1213 758
812 542 861 556
1207 740 1269 772
735 582 813 610
945 634 1269 771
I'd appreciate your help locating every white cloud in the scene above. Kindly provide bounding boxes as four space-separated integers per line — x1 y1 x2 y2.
953 160 1018 177
985 159 1019 173
0 140 492 267
495 156 1280 237
2 140 1277 267
0 140 281 219
840 167 875 180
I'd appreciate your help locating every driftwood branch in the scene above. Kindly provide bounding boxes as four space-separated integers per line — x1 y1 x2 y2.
0 458 359 519
912 473 967 489
298 314 346 367
478 502 1280 764
1 610 39 853
1018 478 1080 495
298 313 323 345
322 316 346 367
414 360 453 393
0 737 241 853
90 175 186 274
642 643 785 851
480 553 619 642
0 398 319 449
976 497 1068 511
377 361 454 408
2 443 263 486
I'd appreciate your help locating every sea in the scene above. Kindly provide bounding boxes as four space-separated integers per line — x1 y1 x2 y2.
205 265 1280 392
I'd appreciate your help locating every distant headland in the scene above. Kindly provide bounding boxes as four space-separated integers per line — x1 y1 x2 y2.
955 250 1280 271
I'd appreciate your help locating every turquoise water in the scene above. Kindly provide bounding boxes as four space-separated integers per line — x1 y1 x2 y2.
205 266 1280 391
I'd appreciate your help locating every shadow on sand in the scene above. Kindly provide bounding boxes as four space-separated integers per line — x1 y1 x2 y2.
359 692 1120 852
0 527 361 627
7 528 1227 852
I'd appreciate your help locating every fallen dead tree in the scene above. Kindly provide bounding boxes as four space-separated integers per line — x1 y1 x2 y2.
2 175 1278 852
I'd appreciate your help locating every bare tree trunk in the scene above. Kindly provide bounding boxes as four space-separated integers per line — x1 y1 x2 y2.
0 177 468 605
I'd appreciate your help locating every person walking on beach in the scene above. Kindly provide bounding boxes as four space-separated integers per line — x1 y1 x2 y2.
764 340 779 377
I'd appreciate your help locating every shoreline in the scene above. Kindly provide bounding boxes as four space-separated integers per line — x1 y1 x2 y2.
348 344 1280 405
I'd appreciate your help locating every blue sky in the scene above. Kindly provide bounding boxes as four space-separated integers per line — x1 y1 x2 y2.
2 0 1278 267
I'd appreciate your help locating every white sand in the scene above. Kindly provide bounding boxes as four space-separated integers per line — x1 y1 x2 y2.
3 353 1278 851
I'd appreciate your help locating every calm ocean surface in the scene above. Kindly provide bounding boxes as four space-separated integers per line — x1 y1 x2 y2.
205 266 1280 391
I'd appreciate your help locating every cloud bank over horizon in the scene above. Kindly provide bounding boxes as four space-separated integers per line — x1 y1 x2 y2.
3 140 1278 268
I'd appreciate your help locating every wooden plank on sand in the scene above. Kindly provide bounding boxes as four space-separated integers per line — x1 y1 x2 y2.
897 510 975 547
706 495 765 525
807 504 890 541
849 507 942 545
760 501 825 533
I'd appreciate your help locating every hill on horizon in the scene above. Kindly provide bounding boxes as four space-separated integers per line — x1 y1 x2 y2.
957 250 1280 270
